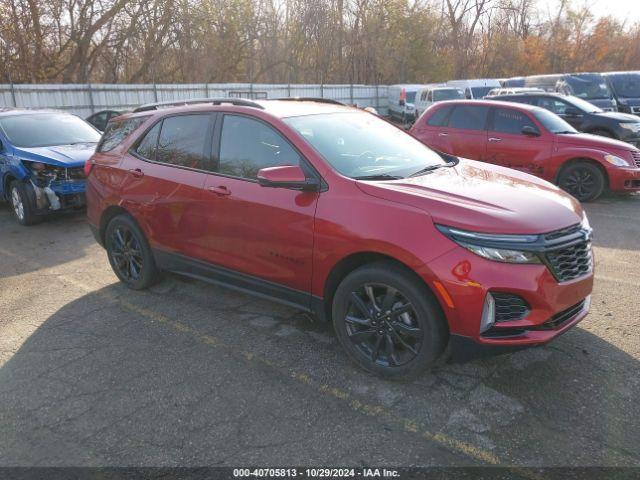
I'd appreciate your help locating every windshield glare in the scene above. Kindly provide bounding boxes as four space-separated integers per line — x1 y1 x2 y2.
609 75 640 98
0 113 100 148
566 77 612 100
285 112 445 179
533 108 578 134
566 96 603 113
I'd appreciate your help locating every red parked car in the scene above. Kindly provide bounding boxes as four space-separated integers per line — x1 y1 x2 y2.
410 99 640 201
86 98 593 378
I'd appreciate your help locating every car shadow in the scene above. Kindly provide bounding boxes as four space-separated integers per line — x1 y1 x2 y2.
0 203 96 280
1 279 638 466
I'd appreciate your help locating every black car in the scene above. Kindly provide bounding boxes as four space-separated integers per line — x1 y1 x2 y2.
491 92 640 147
85 110 125 132
603 71 640 116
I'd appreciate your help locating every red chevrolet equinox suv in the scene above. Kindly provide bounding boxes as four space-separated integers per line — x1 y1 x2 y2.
410 99 640 202
86 98 594 378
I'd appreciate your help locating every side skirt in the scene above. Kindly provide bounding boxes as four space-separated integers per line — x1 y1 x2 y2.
153 249 325 317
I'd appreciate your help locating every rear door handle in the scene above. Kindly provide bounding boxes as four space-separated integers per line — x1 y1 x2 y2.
208 185 231 196
488 137 502 142
438 132 448 137
128 168 144 178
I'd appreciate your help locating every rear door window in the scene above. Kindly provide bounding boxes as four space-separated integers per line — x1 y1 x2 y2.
426 105 453 126
135 122 161 161
448 105 489 131
155 114 211 169
217 115 301 180
492 108 539 135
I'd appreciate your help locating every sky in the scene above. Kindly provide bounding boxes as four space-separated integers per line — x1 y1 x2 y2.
538 0 640 24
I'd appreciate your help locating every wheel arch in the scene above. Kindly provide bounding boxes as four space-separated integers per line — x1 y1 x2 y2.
555 157 610 189
318 251 447 330
98 204 141 246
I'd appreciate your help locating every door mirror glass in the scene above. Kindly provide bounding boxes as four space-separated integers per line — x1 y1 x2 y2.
257 165 319 191
522 125 540 137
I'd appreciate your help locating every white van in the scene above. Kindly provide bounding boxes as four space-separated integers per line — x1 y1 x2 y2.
446 79 501 99
415 85 464 118
387 84 425 123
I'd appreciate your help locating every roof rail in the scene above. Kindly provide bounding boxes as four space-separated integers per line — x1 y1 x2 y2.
275 97 346 106
133 97 265 113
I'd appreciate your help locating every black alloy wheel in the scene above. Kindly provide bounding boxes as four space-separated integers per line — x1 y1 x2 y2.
110 226 144 282
105 214 160 289
345 283 422 368
558 161 605 202
332 262 447 379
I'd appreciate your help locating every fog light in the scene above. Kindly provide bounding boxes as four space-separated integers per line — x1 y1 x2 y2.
480 293 495 333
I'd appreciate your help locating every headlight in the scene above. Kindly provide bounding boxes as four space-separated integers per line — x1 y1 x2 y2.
581 211 590 230
604 154 629 167
620 122 640 133
436 225 542 264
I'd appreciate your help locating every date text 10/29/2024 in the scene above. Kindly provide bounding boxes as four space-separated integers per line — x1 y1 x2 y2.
233 468 400 478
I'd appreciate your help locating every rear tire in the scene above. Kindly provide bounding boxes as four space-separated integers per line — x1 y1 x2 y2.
558 161 606 202
105 214 160 290
9 180 42 226
332 261 447 380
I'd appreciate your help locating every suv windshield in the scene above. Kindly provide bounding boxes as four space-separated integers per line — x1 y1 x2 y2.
434 89 463 101
285 112 445 179
533 108 578 134
609 74 640 98
0 113 100 148
566 76 612 100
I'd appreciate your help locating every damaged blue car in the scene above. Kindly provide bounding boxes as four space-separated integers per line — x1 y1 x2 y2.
0 109 101 225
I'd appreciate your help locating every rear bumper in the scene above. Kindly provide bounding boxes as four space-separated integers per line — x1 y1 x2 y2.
608 167 640 192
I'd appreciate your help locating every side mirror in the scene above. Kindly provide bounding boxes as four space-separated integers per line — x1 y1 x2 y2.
522 125 540 137
564 106 581 117
257 165 320 191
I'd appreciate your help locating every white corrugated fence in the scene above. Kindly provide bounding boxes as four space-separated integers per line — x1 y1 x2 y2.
0 83 390 117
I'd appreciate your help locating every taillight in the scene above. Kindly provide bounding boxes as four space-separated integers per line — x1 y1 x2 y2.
84 160 94 177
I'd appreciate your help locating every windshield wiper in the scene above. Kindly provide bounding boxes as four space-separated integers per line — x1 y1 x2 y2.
408 158 459 178
354 174 403 180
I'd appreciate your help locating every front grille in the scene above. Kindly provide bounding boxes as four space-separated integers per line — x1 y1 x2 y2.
632 106 640 114
544 223 581 241
66 167 86 180
631 151 640 168
545 241 593 282
492 293 530 322
533 300 586 330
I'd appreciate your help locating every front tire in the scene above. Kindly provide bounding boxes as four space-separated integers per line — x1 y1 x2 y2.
332 262 447 380
9 180 42 226
558 161 606 202
105 214 160 289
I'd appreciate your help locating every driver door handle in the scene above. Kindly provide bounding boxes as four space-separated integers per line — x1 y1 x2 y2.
438 132 448 137
208 185 231 196
488 137 502 142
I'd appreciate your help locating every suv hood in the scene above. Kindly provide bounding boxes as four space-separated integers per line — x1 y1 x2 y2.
555 132 634 152
356 159 582 235
595 111 640 123
14 143 97 167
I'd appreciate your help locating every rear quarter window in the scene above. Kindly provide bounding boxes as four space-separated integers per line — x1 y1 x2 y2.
97 117 148 152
